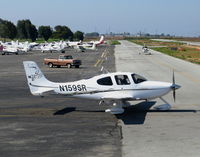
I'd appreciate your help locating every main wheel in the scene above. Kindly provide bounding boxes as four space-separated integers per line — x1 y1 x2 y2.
48 63 53 68
75 65 79 68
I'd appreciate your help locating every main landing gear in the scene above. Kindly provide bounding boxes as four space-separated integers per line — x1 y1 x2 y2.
104 100 130 114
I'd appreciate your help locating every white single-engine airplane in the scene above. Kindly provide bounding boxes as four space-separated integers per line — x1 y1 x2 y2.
23 61 181 114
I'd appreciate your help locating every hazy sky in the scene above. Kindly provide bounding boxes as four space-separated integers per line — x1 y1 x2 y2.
1 0 200 36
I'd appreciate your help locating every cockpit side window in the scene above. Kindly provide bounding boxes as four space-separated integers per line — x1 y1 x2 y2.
97 76 113 86
131 74 147 84
115 75 130 85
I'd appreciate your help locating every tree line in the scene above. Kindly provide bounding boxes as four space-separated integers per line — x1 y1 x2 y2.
0 18 84 42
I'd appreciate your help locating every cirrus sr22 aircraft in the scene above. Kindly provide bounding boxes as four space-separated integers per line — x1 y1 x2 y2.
23 61 181 114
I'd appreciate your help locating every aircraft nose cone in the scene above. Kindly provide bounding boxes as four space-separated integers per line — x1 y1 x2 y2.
171 84 181 90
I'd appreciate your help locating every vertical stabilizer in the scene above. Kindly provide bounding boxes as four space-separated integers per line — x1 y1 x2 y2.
23 61 54 96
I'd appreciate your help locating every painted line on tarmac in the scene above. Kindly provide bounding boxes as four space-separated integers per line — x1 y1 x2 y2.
94 59 104 67
101 52 105 58
96 54 106 67
98 59 104 67
0 115 18 117
104 52 108 58
94 47 108 67
94 59 101 67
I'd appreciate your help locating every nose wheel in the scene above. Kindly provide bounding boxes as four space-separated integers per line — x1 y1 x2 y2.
154 97 172 110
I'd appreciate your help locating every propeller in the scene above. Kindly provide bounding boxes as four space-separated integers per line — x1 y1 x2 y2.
172 70 176 101
171 70 181 102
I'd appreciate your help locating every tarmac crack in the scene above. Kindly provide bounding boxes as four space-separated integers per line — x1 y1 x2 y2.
108 121 123 140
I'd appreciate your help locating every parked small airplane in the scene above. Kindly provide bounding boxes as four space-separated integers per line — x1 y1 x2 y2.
73 45 86 52
0 40 33 55
1 46 19 55
140 44 151 55
88 36 105 46
74 43 97 52
67 40 82 47
68 36 104 50
40 42 66 53
23 61 181 114
83 43 97 50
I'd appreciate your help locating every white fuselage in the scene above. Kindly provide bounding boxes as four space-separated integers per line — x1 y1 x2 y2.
48 72 173 101
54 81 171 100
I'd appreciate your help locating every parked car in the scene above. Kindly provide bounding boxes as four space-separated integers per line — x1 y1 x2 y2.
44 55 81 68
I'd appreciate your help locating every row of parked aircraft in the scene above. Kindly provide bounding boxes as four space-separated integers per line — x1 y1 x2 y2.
0 40 34 55
0 36 105 55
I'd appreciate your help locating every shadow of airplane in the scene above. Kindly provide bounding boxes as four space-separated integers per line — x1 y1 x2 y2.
54 107 76 115
54 107 105 115
115 101 156 125
54 102 198 125
115 101 198 125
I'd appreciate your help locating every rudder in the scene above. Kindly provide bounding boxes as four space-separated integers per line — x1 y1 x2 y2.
23 61 54 96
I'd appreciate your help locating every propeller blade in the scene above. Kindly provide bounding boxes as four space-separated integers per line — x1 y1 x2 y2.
172 70 176 102
173 89 176 102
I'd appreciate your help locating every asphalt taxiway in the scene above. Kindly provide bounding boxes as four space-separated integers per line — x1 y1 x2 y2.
115 40 200 157
0 46 121 157
1 40 200 157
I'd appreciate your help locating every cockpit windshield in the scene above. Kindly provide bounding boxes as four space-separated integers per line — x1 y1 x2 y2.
131 74 147 84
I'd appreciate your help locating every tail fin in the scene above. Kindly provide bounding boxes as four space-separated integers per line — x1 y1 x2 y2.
99 36 104 44
23 61 55 96
96 36 104 45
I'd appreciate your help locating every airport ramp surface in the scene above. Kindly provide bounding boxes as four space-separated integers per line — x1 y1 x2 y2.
115 40 200 157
